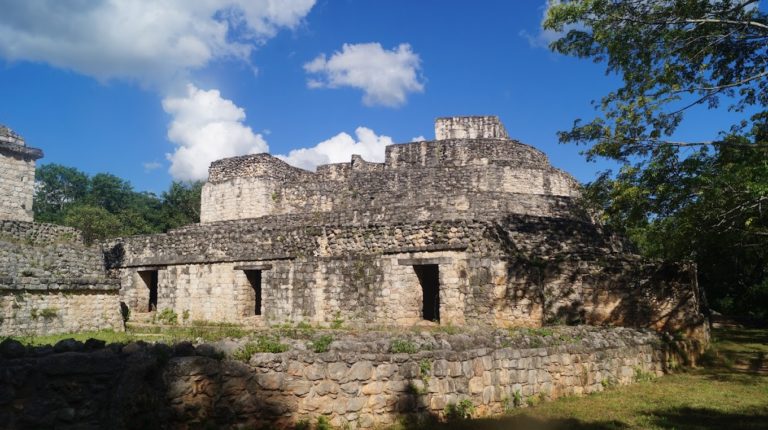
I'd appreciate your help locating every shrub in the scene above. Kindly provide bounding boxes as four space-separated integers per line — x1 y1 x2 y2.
601 376 618 389
232 335 289 361
296 320 316 336
310 334 333 353
30 307 58 320
316 416 332 430
435 324 460 335
38 308 59 319
390 339 419 354
445 399 475 420
156 308 178 325
419 358 432 380
330 312 344 329
633 366 655 383
513 389 523 407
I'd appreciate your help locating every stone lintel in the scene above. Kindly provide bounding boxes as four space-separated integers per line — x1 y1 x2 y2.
136 266 166 272
398 257 453 266
383 244 467 255
233 264 273 271
124 255 295 268
0 141 44 160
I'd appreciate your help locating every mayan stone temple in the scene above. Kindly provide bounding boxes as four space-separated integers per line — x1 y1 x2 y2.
0 116 711 429
108 116 706 336
0 125 121 336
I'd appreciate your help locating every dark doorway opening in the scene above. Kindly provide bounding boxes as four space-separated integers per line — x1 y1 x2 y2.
414 264 440 322
245 270 262 316
139 270 158 312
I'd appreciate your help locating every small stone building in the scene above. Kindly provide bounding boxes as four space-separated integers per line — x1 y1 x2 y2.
0 125 121 336
110 116 706 336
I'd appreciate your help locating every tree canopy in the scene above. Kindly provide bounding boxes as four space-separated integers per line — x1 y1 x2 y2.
34 163 203 244
545 0 768 317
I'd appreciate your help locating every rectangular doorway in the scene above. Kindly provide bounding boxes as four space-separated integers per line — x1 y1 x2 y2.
245 270 262 316
139 270 158 312
414 264 440 322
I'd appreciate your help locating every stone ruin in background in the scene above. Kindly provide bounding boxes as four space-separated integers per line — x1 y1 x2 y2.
0 125 121 336
107 116 708 339
0 116 710 428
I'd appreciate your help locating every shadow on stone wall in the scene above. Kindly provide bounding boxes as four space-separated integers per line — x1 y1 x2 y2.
487 215 707 339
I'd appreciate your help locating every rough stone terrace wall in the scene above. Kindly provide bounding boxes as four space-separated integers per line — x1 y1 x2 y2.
109 215 706 337
0 221 122 336
0 127 42 222
0 327 704 429
0 220 83 245
201 138 580 223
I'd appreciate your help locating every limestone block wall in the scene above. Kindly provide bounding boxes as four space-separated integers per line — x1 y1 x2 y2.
0 220 83 244
0 327 704 429
434 115 509 140
383 139 544 169
0 289 121 336
0 221 122 336
0 149 36 222
200 177 279 223
119 251 470 326
201 164 580 223
111 215 705 335
199 137 581 224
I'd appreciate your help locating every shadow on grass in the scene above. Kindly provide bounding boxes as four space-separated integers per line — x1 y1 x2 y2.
398 414 628 430
398 407 768 430
705 326 768 376
714 327 768 346
647 406 768 430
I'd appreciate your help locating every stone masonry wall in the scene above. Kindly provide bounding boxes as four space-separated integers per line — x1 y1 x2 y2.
0 148 36 222
112 215 705 337
0 327 703 429
434 116 509 140
1 221 122 336
0 290 121 336
200 138 581 224
0 126 42 223
0 221 83 245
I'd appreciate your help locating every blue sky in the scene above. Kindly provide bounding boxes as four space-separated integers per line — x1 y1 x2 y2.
0 1 756 193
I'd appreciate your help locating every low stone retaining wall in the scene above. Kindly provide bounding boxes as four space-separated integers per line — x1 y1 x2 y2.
0 288 122 336
0 326 703 429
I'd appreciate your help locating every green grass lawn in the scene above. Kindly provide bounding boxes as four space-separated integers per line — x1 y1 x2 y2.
428 327 768 430
9 321 250 346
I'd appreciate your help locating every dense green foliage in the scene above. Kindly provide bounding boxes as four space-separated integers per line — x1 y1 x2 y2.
34 163 202 244
545 0 768 317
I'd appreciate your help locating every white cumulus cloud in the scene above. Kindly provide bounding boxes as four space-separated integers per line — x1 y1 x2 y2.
277 127 393 171
0 0 315 86
304 42 424 107
163 84 268 181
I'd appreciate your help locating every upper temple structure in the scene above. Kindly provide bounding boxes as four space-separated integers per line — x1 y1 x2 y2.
107 116 707 337
199 116 579 224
